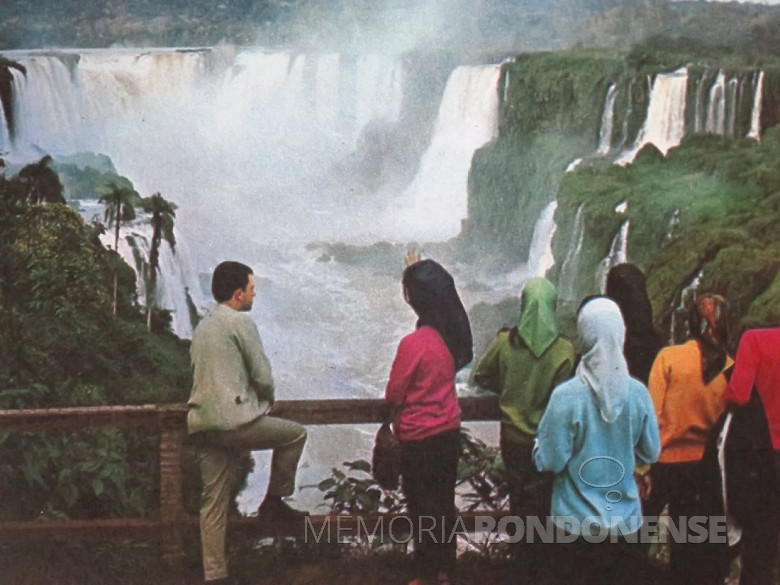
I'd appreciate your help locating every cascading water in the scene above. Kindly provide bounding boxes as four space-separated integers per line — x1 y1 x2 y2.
670 270 703 344
595 220 630 293
77 200 207 339
5 48 509 510
558 203 586 302
4 48 414 244
7 48 766 510
747 70 764 140
463 199 559 305
597 83 618 155
666 208 681 241
693 73 707 133
524 199 558 279
617 67 688 165
616 78 634 151
0 94 10 153
389 64 501 240
726 77 739 138
705 70 727 136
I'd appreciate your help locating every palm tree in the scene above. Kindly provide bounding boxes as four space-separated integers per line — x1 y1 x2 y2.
141 192 177 331
18 155 65 205
98 183 139 316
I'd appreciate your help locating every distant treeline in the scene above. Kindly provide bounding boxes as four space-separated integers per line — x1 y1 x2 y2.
1 0 780 57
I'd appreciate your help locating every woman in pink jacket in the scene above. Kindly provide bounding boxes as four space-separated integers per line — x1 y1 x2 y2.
386 253 472 585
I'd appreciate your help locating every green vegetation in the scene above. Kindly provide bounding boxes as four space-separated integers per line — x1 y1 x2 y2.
98 181 141 315
461 50 627 269
552 129 780 334
460 44 779 335
140 192 178 330
0 159 192 522
2 0 780 58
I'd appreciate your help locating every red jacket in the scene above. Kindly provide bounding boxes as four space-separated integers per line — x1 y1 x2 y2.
385 326 461 442
725 328 780 449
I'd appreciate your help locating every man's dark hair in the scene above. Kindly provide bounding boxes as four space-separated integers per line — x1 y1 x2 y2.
211 261 253 303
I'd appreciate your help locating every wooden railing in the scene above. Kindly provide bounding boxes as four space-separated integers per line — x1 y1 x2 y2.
0 397 501 584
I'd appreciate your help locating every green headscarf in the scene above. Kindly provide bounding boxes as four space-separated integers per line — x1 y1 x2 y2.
516 277 559 358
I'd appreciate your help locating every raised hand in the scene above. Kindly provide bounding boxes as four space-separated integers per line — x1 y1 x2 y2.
404 249 421 267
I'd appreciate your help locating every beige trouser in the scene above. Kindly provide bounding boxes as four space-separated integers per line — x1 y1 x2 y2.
197 415 307 581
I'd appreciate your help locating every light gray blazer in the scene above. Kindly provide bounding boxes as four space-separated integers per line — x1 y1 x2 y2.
187 303 274 434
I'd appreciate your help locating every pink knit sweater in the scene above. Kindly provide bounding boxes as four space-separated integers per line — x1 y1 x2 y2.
385 326 461 442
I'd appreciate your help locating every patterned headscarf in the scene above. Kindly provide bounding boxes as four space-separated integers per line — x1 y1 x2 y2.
576 297 630 424
689 293 730 385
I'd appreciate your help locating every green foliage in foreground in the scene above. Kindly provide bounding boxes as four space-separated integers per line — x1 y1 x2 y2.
0 161 192 521
552 128 780 334
312 430 507 517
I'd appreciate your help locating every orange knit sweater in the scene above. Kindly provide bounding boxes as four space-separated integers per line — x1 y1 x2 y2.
648 340 731 463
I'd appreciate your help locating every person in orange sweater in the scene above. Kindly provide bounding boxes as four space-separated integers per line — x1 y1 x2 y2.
644 294 733 585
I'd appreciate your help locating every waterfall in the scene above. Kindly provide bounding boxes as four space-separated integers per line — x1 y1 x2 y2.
105 224 205 339
558 203 586 301
526 200 558 278
705 71 727 135
354 54 404 146
6 49 405 192
75 198 207 339
726 77 739 138
0 89 10 153
4 50 409 218
389 64 501 240
597 83 618 155
747 70 764 140
596 220 630 293
565 158 583 173
615 79 634 151
670 269 703 344
4 47 422 337
617 67 688 165
314 54 341 133
666 208 681 241
694 73 707 133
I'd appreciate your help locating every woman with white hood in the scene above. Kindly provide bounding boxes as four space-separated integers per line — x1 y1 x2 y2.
534 297 660 584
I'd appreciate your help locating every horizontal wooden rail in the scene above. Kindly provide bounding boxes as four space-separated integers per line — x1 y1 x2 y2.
0 396 500 431
0 396 501 584
0 518 163 542
0 404 181 432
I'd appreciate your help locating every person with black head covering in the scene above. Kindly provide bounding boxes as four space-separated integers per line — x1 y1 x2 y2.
644 293 734 585
605 263 663 385
385 252 473 585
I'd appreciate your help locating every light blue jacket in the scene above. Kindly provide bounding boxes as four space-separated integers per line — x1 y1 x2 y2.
534 375 660 535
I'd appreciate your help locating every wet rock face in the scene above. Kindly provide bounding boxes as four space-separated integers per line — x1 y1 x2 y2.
461 49 780 333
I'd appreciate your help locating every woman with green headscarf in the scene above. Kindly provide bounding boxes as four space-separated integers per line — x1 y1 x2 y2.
473 277 576 523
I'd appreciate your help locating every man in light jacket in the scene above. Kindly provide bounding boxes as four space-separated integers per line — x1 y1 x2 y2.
188 260 307 585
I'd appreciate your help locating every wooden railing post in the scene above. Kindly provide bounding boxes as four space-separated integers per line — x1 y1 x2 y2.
0 397 500 574
158 405 187 585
